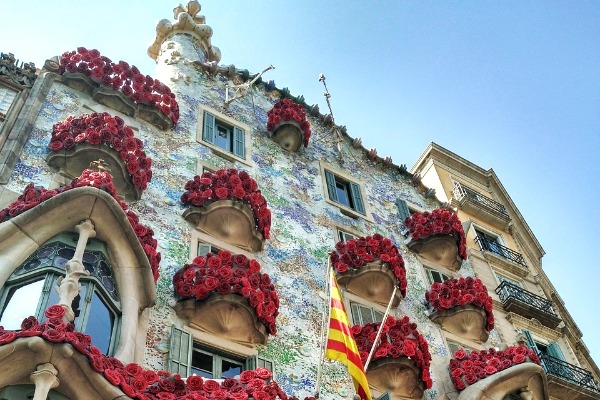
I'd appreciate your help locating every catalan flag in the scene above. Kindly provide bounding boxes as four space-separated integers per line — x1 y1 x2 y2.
325 269 372 400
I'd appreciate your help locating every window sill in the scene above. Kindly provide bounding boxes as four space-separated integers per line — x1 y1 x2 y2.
200 140 253 167
325 197 373 222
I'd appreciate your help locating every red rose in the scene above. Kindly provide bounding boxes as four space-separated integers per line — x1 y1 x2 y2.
239 370 256 383
255 367 272 379
215 187 229 199
0 331 17 344
49 140 64 151
203 379 220 392
453 377 466 390
125 363 143 376
464 374 478 385
512 354 526 364
45 304 66 319
451 368 464 378
186 375 203 391
21 316 38 330
454 349 467 360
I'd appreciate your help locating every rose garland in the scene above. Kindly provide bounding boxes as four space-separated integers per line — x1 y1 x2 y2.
329 234 407 298
425 276 494 331
180 169 272 240
48 112 153 190
449 346 541 391
352 316 433 389
0 169 161 282
266 99 311 147
404 209 468 260
0 306 290 400
173 250 279 335
59 47 179 124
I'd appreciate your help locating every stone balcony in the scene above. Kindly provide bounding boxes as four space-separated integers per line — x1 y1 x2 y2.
538 352 600 400
495 281 561 329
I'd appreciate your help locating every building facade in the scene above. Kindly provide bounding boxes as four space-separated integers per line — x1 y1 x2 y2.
0 2 598 400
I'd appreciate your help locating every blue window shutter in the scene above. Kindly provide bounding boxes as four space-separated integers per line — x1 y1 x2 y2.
349 182 366 214
395 199 411 223
168 326 192 377
233 127 245 158
522 329 537 350
325 170 338 202
202 111 215 144
548 342 566 361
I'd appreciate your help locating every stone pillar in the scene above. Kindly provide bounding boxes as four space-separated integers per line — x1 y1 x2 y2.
56 219 95 322
30 363 59 400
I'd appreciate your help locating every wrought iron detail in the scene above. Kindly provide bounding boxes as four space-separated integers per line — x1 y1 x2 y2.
538 352 600 393
496 281 557 317
475 235 527 268
452 182 509 218
0 52 37 88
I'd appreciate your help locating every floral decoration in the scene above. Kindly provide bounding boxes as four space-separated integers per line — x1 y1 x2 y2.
173 250 279 335
180 168 271 239
0 169 161 282
449 346 541 391
266 99 311 147
59 47 179 124
48 112 153 190
352 316 433 389
404 208 467 260
329 233 407 297
0 306 291 400
425 276 494 331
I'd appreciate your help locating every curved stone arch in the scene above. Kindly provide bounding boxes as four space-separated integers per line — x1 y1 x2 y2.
0 187 156 363
456 363 549 400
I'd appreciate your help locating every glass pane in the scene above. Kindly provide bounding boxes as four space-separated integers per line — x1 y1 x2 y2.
359 305 374 324
221 359 243 378
191 351 214 378
0 280 44 329
83 290 114 354
335 181 351 207
431 271 444 284
374 310 384 323
350 303 360 325
215 124 231 151
0 85 17 114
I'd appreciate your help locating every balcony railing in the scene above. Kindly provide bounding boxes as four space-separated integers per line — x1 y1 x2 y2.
495 281 560 327
452 182 509 218
475 235 527 268
538 352 600 393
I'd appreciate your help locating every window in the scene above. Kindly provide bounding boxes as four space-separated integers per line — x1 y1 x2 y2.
337 229 358 243
496 273 522 288
426 269 451 284
168 326 273 378
350 302 384 325
197 241 221 257
0 234 120 355
0 385 71 400
200 110 246 160
0 84 18 128
521 330 565 361
475 228 504 256
324 169 366 216
447 341 471 357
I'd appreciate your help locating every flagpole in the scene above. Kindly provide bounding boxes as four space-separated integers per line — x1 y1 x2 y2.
315 258 333 398
363 286 398 371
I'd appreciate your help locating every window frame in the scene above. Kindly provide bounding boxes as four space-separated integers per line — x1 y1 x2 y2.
495 272 522 288
197 106 252 166
0 235 121 355
190 230 253 261
0 80 23 150
320 162 371 220
425 268 452 285
349 301 385 326
168 326 274 378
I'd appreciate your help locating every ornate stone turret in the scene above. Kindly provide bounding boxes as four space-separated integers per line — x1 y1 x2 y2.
148 1 221 63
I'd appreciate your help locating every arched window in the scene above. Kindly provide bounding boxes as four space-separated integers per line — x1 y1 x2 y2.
0 233 120 355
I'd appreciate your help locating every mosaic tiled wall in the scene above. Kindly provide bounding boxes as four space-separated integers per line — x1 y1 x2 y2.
2 33 504 400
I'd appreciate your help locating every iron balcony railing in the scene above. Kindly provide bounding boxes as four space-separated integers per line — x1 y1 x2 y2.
452 182 509 218
495 281 558 317
475 235 528 268
538 352 600 393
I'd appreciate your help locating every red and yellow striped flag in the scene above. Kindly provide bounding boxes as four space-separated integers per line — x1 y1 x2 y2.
325 269 372 400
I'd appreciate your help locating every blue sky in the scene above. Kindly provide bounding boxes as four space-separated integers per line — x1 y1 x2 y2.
3 1 600 363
